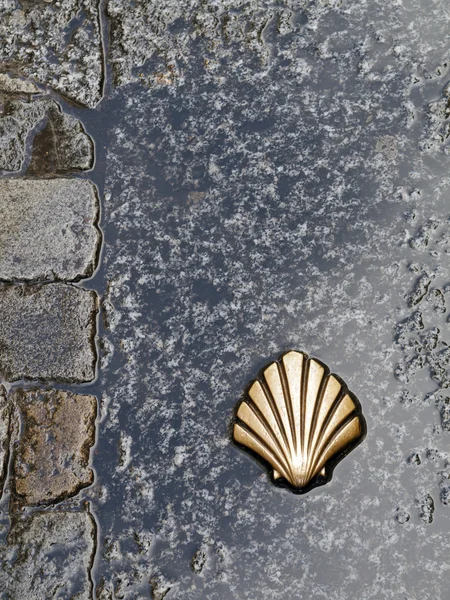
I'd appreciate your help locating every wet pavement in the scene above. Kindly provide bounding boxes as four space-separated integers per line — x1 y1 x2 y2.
2 1 450 599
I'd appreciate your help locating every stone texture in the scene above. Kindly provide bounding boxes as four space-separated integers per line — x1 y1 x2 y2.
0 1 103 107
0 284 98 383
8 510 96 600
12 388 97 506
0 178 100 282
0 97 94 173
90 1 450 597
107 0 450 88
0 384 11 499
0 73 39 94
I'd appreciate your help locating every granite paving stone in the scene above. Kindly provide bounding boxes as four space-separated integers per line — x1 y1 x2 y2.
0 97 94 173
0 178 100 282
0 73 39 94
12 388 97 506
90 1 450 597
0 0 103 107
8 510 96 600
0 284 98 383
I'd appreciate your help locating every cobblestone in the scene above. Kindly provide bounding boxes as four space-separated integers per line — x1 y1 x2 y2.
0 284 98 383
0 1 103 107
8 510 96 600
0 178 100 282
12 388 97 506
0 98 94 173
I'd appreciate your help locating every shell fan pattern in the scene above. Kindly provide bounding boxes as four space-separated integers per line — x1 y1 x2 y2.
233 351 366 493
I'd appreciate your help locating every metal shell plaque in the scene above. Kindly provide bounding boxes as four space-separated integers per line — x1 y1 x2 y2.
233 351 366 493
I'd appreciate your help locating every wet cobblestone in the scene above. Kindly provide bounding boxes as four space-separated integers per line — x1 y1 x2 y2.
0 284 98 383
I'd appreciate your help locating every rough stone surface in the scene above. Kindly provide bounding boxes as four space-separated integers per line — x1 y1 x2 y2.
7 510 96 600
87 1 450 598
0 284 98 383
0 385 10 499
0 0 103 107
0 97 94 173
12 388 97 506
0 73 39 94
4 0 450 598
107 0 450 88
0 178 100 282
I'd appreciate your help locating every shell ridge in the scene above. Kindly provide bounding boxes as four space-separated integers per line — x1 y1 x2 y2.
260 376 294 469
300 357 309 468
309 414 361 477
306 374 343 480
278 357 298 463
307 401 358 480
281 352 304 458
234 421 292 481
248 381 292 464
240 399 293 475
264 363 296 462
305 369 331 471
306 388 348 480
303 360 326 466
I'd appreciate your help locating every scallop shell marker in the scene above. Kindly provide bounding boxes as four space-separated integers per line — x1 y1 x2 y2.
233 351 366 493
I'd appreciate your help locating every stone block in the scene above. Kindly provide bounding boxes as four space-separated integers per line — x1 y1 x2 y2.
0 284 98 383
0 98 94 173
0 2 103 107
0 178 100 282
12 388 97 506
8 510 96 600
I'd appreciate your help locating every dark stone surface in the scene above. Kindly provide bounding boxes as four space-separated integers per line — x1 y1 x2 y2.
87 2 450 597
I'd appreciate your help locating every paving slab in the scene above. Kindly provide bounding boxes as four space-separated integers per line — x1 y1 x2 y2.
12 388 97 506
0 98 94 173
0 284 98 383
0 178 100 282
8 510 96 600
0 1 103 107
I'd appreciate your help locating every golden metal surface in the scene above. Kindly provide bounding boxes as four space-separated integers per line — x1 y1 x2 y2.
233 350 366 493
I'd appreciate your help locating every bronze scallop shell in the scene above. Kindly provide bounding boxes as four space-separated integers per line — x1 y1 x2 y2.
233 351 366 493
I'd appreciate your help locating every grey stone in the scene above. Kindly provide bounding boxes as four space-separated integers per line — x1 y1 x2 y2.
0 178 100 282
8 510 96 600
0 384 11 499
416 490 435 524
0 73 39 94
0 98 94 172
0 1 103 107
91 0 450 596
0 284 98 383
12 388 97 506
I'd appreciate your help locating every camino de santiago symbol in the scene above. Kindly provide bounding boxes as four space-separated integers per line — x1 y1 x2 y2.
233 351 366 493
